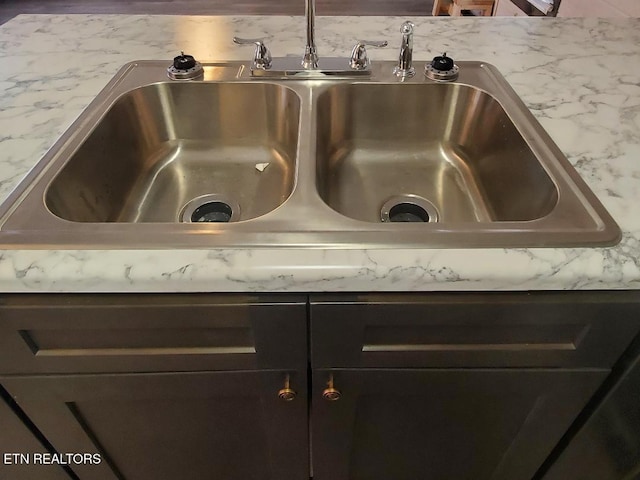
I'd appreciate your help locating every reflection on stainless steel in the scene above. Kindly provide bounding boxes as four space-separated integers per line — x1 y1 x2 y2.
0 60 621 249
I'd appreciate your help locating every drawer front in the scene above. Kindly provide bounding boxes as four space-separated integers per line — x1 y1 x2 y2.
0 294 307 374
310 292 640 368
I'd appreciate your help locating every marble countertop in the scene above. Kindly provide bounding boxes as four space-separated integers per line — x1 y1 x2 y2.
0 14 639 293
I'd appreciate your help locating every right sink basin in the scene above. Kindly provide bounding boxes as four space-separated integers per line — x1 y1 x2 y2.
315 83 558 224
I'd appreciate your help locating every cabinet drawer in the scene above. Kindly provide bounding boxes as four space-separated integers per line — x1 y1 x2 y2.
0 294 307 374
310 292 640 368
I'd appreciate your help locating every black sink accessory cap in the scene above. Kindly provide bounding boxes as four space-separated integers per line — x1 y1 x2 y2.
431 53 455 72
173 52 197 71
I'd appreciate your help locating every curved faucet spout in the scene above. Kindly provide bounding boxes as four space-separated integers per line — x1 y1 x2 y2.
302 0 319 68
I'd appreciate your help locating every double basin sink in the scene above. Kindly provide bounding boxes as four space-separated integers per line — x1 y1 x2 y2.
0 60 620 248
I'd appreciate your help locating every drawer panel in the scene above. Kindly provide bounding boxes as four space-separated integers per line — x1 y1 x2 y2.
361 322 586 353
310 292 640 368
19 325 256 357
0 294 307 374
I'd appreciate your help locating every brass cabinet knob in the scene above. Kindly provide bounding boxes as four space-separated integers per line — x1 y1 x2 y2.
278 374 297 401
322 374 341 401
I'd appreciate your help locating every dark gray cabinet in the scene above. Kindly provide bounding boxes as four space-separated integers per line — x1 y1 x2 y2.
0 294 309 480
2 371 307 480
542 342 640 480
0 390 71 480
2 291 640 480
0 293 307 373
310 292 640 370
309 292 640 480
311 368 606 480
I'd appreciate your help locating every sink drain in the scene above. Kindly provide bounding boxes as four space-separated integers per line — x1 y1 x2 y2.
380 195 439 223
179 195 240 223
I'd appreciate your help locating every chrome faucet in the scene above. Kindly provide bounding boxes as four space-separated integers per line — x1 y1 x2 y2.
233 2 388 77
302 0 319 68
393 21 415 78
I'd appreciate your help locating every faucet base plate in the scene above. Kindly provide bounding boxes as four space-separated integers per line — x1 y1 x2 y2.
250 57 371 78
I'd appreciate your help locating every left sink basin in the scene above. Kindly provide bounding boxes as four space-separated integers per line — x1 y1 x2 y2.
46 82 300 223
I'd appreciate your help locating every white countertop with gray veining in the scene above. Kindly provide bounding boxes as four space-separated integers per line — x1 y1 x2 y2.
0 14 639 292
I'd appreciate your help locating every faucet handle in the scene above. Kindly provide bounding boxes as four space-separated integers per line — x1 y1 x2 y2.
233 37 272 70
350 40 388 70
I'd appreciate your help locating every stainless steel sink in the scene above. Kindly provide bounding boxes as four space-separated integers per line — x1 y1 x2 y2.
0 60 620 248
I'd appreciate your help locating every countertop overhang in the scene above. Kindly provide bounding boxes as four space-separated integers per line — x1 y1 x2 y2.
0 14 638 292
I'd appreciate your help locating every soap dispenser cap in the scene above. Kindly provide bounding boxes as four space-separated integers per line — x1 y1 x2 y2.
173 52 197 70
167 51 204 80
425 52 459 81
430 52 455 72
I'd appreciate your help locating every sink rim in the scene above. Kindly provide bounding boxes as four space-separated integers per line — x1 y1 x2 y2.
0 60 621 249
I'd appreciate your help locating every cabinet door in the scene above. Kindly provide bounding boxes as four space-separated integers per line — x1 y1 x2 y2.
0 389 70 479
2 370 308 480
311 368 607 480
542 351 640 480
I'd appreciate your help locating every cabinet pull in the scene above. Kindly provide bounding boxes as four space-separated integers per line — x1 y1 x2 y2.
278 374 297 401
322 374 341 401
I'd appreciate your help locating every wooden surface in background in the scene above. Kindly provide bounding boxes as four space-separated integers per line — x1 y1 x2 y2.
0 0 436 25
